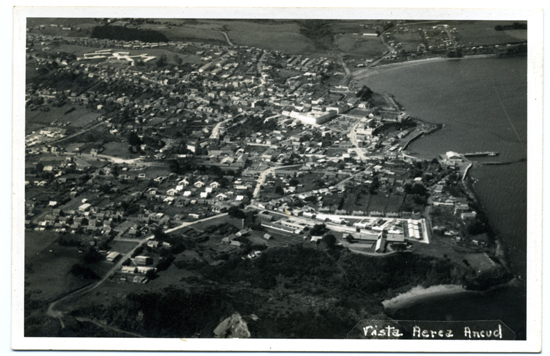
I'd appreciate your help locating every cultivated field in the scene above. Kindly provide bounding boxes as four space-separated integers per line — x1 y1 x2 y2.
453 21 527 46
109 240 139 255
392 32 423 52
26 106 102 129
334 34 387 59
25 237 111 302
145 23 226 44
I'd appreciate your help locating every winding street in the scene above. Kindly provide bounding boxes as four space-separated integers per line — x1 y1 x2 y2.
210 118 232 139
348 121 368 162
46 213 228 326
220 31 234 46
337 54 352 86
251 164 302 199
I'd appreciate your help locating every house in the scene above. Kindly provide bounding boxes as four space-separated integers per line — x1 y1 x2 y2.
147 240 161 248
106 251 121 263
216 193 228 201
200 192 209 199
461 212 477 220
210 181 220 189
134 256 153 266
133 275 149 284
194 181 205 188
219 233 234 244
263 233 272 240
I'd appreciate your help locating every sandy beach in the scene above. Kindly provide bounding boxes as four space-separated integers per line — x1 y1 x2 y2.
352 54 497 81
382 284 467 312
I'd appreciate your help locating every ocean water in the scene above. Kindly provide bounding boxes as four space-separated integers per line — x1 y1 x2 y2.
359 56 528 338
360 56 528 278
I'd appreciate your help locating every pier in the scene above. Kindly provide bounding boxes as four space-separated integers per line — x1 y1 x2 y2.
462 151 499 157
400 131 424 150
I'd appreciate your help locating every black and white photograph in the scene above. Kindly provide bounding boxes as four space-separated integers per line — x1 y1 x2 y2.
10 6 543 353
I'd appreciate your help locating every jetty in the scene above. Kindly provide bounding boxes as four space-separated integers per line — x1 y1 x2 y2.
400 131 424 150
462 151 499 157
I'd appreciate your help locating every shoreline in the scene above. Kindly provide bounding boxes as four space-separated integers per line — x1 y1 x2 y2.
353 54 497 80
382 284 467 312
360 61 522 281
382 277 526 315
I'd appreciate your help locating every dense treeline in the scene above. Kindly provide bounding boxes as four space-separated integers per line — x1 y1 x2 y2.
67 245 469 338
91 25 168 42
299 20 334 50
494 22 527 31
73 288 231 338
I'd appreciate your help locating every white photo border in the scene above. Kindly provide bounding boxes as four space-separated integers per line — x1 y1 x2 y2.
11 6 543 352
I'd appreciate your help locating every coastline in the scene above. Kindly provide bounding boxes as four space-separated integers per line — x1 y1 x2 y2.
372 75 519 280
354 54 497 80
462 174 514 275
382 284 467 312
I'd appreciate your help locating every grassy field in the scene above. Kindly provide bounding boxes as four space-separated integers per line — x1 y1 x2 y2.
386 194 404 212
109 240 139 255
393 32 423 52
26 106 102 129
101 141 131 158
143 165 171 179
25 230 62 257
25 239 111 302
27 18 95 37
176 20 315 54
148 24 226 44
452 21 527 46
330 20 383 34
334 34 387 59
177 214 242 233
340 187 370 213
366 193 389 212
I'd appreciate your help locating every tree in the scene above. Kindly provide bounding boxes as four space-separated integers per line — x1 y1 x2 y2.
35 162 44 173
153 227 167 241
156 54 168 68
467 220 488 236
322 234 337 249
228 206 246 219
128 132 141 146
168 160 180 174
310 224 327 236
274 185 284 195
145 269 156 280
82 248 102 264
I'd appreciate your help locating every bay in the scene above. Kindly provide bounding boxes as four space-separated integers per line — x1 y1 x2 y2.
358 56 528 339
359 56 527 278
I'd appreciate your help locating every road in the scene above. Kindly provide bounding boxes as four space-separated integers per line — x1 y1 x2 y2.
46 213 228 326
35 120 109 148
95 154 145 165
337 54 352 86
251 164 302 199
210 118 232 139
257 51 266 75
220 31 234 46
75 317 145 338
347 121 368 162
379 30 397 55
250 169 363 208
